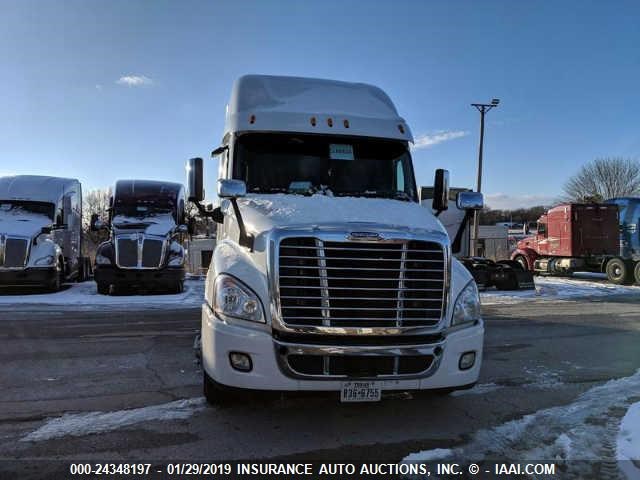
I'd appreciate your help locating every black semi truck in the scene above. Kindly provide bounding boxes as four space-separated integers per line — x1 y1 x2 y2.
92 180 188 294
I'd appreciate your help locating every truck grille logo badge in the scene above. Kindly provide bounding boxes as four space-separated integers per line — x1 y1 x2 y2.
348 232 383 241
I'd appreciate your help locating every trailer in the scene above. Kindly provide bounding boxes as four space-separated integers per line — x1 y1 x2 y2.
0 175 91 290
510 202 640 284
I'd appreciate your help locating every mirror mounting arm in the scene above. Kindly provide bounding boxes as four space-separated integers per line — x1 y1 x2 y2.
191 200 216 219
229 198 254 251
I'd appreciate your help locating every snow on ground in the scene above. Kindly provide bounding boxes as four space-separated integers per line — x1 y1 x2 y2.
403 448 453 462
21 398 206 442
403 369 640 478
450 383 501 397
0 279 204 309
617 402 640 480
450 366 565 398
481 273 640 305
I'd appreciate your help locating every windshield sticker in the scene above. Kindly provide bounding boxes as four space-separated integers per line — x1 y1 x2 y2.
288 181 313 194
329 144 354 161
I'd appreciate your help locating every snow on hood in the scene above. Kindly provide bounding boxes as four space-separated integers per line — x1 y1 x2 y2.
0 211 52 238
230 194 447 236
112 213 176 237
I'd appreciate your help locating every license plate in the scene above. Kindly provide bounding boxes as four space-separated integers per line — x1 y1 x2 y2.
340 381 381 402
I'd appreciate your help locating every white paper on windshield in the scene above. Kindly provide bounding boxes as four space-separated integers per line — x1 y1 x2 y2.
329 144 354 161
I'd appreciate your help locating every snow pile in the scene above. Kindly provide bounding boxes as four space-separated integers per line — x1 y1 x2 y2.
112 212 176 236
403 448 453 462
22 397 206 442
403 369 640 478
0 209 51 237
234 194 446 235
481 274 640 305
0 279 204 309
617 402 640 480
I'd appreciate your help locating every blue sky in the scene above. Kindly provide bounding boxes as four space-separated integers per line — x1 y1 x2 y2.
1 0 639 209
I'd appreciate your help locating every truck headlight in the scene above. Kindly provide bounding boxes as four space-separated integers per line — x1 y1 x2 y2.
214 274 265 323
96 254 111 265
451 281 481 327
34 255 55 266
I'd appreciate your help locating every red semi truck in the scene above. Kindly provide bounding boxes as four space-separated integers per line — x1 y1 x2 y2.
510 203 634 284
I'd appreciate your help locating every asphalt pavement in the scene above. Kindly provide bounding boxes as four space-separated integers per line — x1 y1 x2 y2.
0 291 639 474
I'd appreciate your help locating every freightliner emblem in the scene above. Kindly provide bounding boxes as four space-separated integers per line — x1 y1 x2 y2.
348 232 383 241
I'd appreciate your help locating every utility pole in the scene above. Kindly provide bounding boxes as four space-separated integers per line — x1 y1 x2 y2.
470 98 499 256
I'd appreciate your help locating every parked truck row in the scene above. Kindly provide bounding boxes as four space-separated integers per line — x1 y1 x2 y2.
3 74 638 405
0 176 189 294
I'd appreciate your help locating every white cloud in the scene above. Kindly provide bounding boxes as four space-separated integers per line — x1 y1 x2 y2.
484 193 557 210
116 75 153 87
412 130 468 150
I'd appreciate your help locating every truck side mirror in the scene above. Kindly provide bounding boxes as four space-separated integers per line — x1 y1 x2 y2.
187 157 204 202
218 179 246 198
90 213 106 231
212 206 224 224
432 169 450 213
456 191 484 210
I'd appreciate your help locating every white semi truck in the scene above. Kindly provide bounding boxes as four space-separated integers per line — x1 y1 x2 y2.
0 175 90 290
187 75 485 404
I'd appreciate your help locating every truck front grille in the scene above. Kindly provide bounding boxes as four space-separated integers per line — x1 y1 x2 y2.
142 239 163 268
0 237 29 268
115 235 164 269
116 237 138 267
278 238 445 328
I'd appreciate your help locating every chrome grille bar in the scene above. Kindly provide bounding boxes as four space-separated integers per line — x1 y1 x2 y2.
315 238 331 327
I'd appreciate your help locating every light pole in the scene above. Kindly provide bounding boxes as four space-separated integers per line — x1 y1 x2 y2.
470 98 499 257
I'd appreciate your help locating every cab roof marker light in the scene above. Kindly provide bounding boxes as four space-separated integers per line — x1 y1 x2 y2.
398 124 405 134
343 119 350 128
249 114 256 124
310 116 317 126
327 118 333 127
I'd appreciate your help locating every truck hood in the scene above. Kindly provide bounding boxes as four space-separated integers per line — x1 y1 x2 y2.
0 212 52 239
112 213 176 237
230 194 447 236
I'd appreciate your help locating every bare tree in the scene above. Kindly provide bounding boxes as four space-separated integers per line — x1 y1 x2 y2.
563 157 640 202
82 188 111 259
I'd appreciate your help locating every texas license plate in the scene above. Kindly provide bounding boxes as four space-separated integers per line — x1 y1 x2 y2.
340 381 382 402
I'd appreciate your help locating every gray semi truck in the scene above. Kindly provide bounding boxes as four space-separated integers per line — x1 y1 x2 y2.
0 175 90 291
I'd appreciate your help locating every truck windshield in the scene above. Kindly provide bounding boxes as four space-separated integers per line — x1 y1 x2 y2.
113 202 175 219
0 201 55 220
234 133 417 201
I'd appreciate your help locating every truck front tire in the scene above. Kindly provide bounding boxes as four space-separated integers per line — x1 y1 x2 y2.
513 255 529 271
47 260 63 292
203 371 236 406
172 280 184 294
605 257 631 285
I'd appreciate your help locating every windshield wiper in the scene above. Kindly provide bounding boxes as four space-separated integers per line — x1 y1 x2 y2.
334 190 412 201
